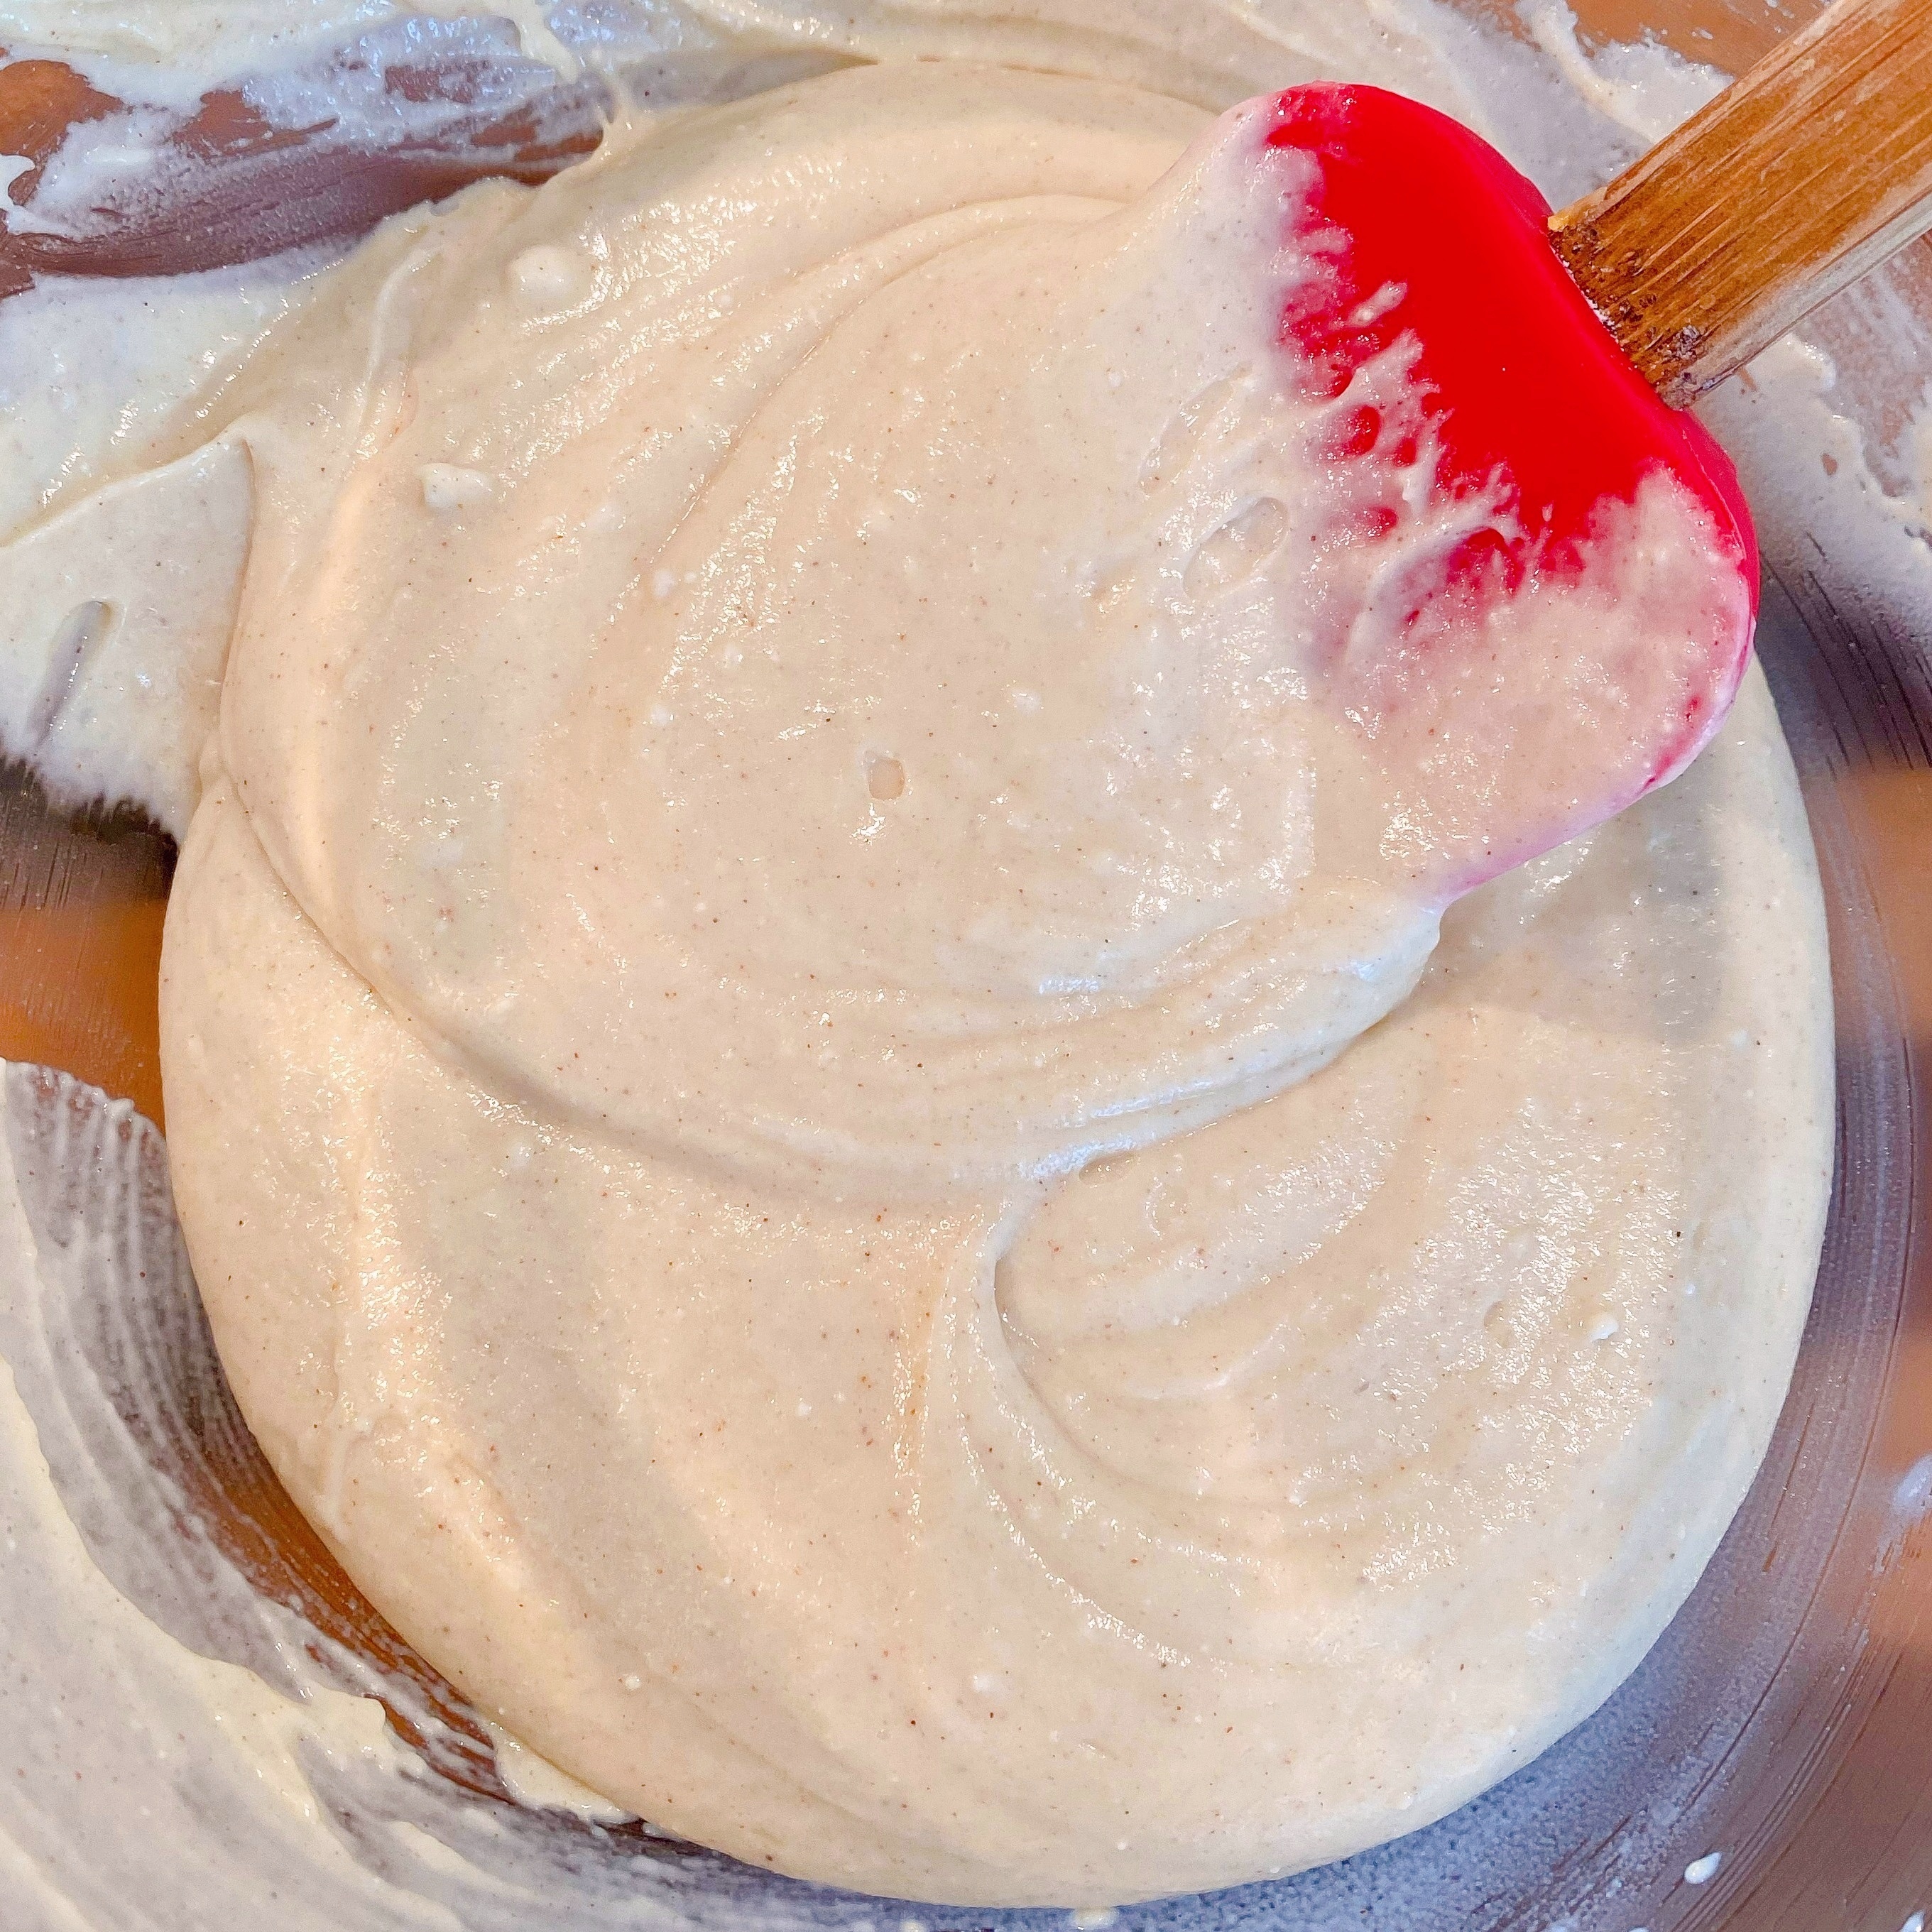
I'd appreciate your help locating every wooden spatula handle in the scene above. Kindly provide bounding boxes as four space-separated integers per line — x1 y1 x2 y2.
1549 0 1932 407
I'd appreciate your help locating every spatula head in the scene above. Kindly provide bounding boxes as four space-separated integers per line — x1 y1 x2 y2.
1258 82 1757 897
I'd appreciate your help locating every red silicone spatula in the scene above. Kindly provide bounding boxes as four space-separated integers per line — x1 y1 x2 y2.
1255 0 1932 893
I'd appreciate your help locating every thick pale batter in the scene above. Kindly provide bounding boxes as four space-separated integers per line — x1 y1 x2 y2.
131 48 1834 1909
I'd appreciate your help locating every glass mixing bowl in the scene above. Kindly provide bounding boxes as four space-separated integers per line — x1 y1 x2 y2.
1 2 1927 1926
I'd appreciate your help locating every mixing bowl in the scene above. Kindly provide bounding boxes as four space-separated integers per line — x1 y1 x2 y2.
1 1 1927 1925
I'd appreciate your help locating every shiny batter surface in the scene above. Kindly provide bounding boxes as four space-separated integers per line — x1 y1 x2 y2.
138 48 1833 1909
